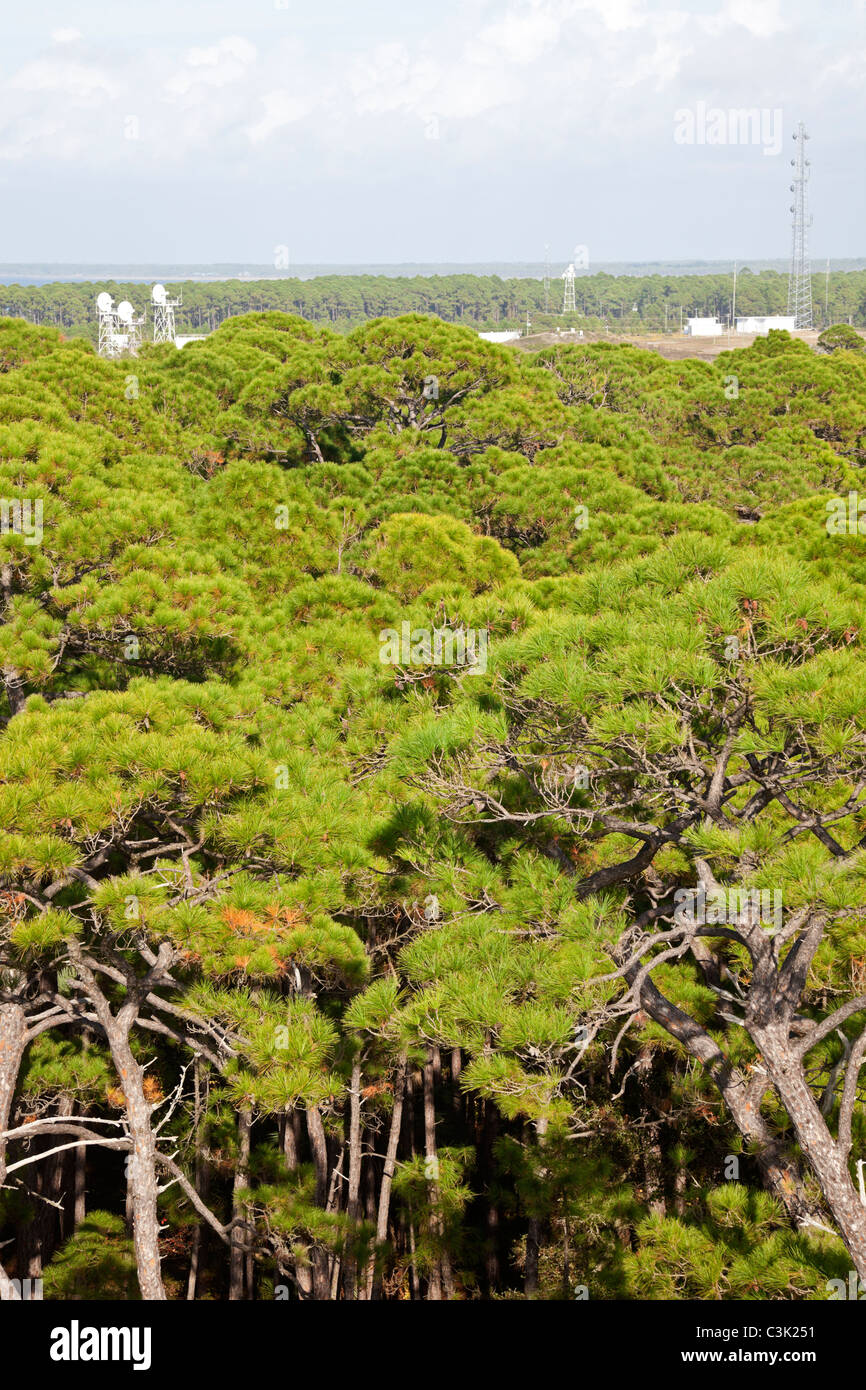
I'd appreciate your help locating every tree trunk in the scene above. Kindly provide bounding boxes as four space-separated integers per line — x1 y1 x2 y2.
307 1105 329 1206
0 1003 26 1187
368 1053 407 1299
67 943 171 1300
306 1105 331 1299
73 1139 87 1230
634 972 817 1226
423 1048 453 1299
524 1114 548 1299
281 1106 299 1172
343 1059 363 1300
642 1127 666 1217
481 1100 501 1290
29 1092 73 1274
758 1033 866 1280
186 1060 208 1301
229 1107 251 1300
117 1041 166 1301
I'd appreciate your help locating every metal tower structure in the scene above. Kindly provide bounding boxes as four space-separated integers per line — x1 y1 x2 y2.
117 300 146 357
97 292 119 357
151 283 182 344
97 292 145 357
787 122 813 329
562 263 576 314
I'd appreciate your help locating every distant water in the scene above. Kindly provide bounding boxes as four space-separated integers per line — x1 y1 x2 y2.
2 259 864 287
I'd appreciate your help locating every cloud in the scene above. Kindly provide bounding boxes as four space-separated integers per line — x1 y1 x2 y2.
164 36 257 100
720 0 785 38
246 90 311 144
51 28 82 44
10 59 119 103
0 0 859 195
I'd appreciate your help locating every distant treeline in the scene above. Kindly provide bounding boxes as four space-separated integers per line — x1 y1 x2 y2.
2 268 864 343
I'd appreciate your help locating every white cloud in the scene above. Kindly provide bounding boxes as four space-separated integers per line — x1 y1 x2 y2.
164 36 257 100
186 37 256 69
477 6 563 65
0 0 857 197
10 60 119 103
51 28 82 44
246 90 311 144
718 0 785 38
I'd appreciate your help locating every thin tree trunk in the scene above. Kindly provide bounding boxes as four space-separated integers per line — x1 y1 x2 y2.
0 1003 26 1188
404 1067 420 1301
229 1107 251 1300
186 1060 208 1301
281 1106 299 1171
343 1059 363 1300
482 1099 501 1291
28 1092 73 1276
368 1053 407 1299
451 1048 462 1116
525 1114 548 1299
643 1127 666 1217
360 1142 377 1299
307 1105 329 1206
423 1048 453 1298
306 1105 331 1300
74 1139 87 1229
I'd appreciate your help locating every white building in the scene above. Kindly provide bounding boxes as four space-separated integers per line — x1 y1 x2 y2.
685 317 724 337
478 331 521 343
735 315 796 335
174 335 209 349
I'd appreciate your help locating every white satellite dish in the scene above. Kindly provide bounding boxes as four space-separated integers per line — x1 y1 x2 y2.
117 301 134 324
152 283 167 305
97 292 113 313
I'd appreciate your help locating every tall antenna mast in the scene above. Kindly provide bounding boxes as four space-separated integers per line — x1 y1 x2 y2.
787 122 813 329
562 262 576 314
543 243 551 313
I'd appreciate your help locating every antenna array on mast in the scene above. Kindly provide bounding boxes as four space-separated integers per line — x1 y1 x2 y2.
96 292 145 358
151 283 183 344
561 263 576 314
787 122 814 330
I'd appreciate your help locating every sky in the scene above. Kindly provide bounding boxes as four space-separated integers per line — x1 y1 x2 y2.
0 0 864 265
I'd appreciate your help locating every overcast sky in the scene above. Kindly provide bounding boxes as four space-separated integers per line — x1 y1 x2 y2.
1 0 863 264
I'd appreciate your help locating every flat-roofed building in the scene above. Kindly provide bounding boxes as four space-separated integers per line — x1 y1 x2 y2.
735 315 796 334
685 317 724 336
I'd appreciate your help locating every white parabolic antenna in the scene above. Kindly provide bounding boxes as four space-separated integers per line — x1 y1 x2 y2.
97 292 113 313
152 283 167 304
117 301 134 324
